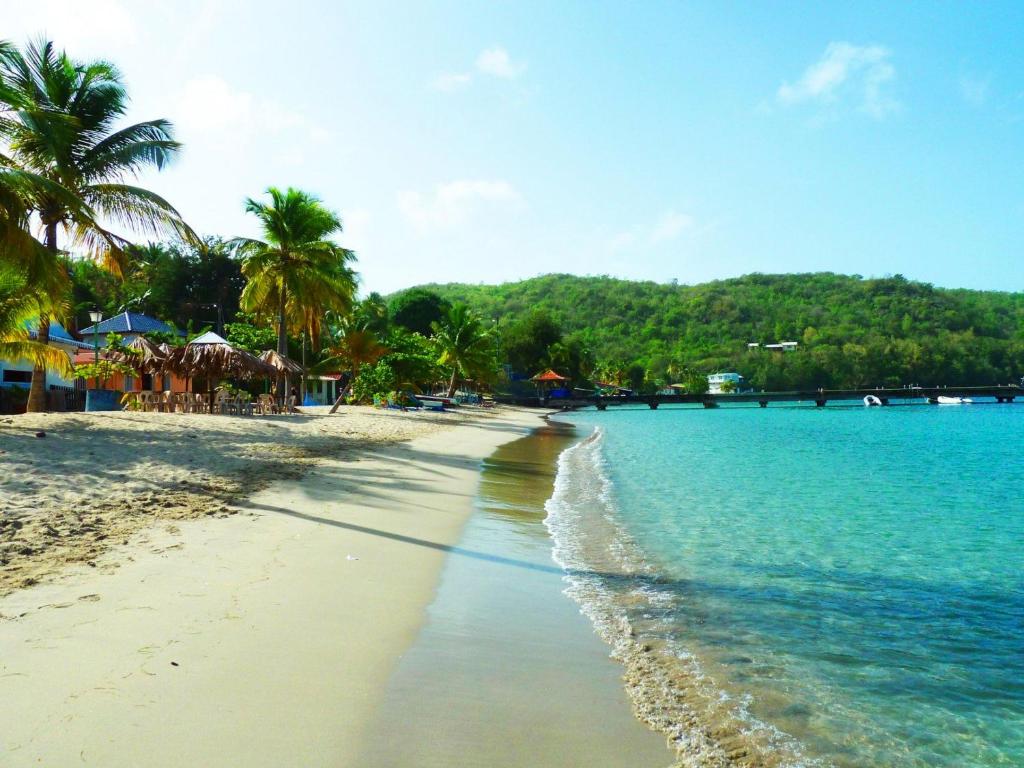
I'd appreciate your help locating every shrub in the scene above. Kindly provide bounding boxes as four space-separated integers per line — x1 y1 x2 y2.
350 362 396 404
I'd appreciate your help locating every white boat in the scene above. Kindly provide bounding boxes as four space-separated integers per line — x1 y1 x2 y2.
935 395 973 404
863 395 883 406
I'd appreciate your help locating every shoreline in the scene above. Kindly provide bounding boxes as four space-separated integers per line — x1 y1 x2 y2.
358 420 673 767
0 406 545 766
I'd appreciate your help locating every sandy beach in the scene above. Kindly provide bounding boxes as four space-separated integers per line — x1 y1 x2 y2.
0 405 547 764
0 405 489 599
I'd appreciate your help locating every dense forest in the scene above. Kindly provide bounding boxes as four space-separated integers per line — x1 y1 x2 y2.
395 273 1024 391
64 246 1024 393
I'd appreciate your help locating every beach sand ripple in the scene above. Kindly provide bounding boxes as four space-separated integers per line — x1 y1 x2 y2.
0 405 489 600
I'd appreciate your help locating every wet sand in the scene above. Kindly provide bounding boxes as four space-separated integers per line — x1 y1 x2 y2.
359 422 673 767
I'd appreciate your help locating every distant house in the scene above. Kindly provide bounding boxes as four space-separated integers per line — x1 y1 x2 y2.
764 341 799 352
79 311 181 347
1 320 92 391
707 372 746 393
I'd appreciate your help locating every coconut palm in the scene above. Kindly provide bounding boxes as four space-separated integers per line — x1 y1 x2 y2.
431 303 496 397
319 327 389 413
0 168 73 295
0 38 193 411
233 187 356 390
0 265 72 377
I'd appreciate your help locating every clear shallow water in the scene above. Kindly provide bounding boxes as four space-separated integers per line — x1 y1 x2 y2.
549 404 1024 768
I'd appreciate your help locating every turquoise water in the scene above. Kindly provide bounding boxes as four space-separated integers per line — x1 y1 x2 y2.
549 404 1024 768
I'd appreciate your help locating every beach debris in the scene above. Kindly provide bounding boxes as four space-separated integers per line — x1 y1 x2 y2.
34 431 46 438
170 661 179 667
346 554 359 561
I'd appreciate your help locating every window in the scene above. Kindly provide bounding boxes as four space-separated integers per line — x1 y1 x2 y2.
124 375 135 391
2 369 32 384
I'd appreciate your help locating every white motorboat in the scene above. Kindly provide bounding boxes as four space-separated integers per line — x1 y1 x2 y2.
863 395 883 406
935 395 973 404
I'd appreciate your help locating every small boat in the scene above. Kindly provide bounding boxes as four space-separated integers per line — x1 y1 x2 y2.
863 395 883 407
934 395 973 405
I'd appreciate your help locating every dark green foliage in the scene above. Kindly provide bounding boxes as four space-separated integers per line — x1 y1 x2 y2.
67 238 243 333
350 361 396 403
353 293 391 337
410 273 1024 390
225 319 278 353
380 330 441 386
389 288 451 336
501 310 562 374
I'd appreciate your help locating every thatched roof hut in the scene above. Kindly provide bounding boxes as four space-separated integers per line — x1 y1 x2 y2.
116 335 167 374
163 331 276 381
259 350 305 376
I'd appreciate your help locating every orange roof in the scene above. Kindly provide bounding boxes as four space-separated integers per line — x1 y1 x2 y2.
531 369 568 382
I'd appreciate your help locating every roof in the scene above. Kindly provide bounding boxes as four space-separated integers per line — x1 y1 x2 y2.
189 330 230 345
80 311 178 337
28 320 95 350
531 369 569 382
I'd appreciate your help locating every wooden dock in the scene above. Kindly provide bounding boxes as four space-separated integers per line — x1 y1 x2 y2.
498 385 1023 410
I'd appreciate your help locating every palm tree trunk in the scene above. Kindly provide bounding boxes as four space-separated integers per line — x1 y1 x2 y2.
328 360 358 414
277 286 287 399
446 368 458 398
26 222 58 413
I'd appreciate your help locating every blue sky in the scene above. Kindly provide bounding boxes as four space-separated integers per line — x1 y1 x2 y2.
4 1 1023 294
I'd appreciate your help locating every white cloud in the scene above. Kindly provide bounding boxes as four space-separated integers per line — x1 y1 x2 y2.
432 72 473 92
397 180 522 230
173 75 328 147
429 46 524 92
475 47 524 79
4 0 139 49
959 73 991 107
778 42 898 119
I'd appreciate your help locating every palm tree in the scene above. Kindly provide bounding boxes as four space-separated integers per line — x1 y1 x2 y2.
431 303 496 397
320 327 389 413
0 265 72 379
0 38 193 411
233 187 356 393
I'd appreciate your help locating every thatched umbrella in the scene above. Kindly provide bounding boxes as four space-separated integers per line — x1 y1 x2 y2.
259 350 304 376
162 331 276 412
259 350 305 402
119 335 167 373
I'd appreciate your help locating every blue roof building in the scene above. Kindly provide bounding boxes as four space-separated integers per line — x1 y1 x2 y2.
79 312 181 346
28 321 96 351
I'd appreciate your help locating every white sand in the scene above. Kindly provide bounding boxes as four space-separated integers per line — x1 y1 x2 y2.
0 406 544 765
0 406 489 596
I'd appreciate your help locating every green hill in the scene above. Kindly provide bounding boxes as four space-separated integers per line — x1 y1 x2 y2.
394 273 1024 391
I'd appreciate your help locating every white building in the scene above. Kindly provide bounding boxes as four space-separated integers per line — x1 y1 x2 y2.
764 341 799 352
1 321 93 408
707 372 746 393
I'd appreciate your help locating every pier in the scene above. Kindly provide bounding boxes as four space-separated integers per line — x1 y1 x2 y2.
497 385 1023 410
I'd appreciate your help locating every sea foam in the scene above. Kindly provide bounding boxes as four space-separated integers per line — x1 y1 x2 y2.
543 426 814 768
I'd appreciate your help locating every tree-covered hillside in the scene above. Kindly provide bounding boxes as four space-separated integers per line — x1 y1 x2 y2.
394 273 1024 391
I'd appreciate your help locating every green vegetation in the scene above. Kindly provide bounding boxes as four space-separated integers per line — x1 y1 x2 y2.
0 39 192 411
396 273 1024 391
389 288 451 336
0 264 72 377
233 187 356 361
431 303 498 397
